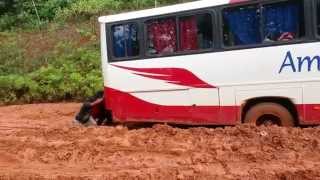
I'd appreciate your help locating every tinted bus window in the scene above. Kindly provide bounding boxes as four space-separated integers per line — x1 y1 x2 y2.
223 5 261 46
179 13 213 51
112 24 139 58
262 0 305 42
147 17 177 55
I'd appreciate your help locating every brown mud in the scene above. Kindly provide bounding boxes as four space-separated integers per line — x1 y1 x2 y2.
0 103 320 179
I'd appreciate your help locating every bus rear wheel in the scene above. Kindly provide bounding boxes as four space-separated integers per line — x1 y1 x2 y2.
244 103 295 127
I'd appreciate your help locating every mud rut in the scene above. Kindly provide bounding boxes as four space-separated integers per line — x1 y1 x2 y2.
0 103 320 179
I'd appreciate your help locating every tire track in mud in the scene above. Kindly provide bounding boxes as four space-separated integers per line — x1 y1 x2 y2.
0 103 320 179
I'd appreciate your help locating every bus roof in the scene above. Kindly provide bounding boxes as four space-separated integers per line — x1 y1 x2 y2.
98 0 247 23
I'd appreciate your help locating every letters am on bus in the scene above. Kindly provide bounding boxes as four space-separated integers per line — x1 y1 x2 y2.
75 0 320 127
279 51 320 73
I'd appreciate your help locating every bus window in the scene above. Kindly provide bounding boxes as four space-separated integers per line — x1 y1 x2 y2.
147 17 177 55
223 5 261 46
179 13 213 51
262 0 305 42
112 23 139 58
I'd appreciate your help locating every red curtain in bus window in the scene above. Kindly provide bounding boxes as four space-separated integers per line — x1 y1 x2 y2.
148 19 177 54
179 16 198 51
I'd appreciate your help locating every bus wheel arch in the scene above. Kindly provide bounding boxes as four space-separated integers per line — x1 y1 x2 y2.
241 97 299 127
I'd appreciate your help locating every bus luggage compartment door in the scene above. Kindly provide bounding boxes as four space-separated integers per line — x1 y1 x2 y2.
188 88 220 124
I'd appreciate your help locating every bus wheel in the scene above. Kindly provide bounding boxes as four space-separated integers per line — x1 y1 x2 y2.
244 103 295 127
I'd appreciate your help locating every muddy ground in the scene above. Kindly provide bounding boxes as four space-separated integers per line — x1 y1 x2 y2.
0 103 320 179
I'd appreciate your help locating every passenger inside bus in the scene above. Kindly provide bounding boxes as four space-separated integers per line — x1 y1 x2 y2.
147 18 177 55
223 0 304 46
146 14 213 55
112 0 306 57
112 24 139 58
262 2 304 42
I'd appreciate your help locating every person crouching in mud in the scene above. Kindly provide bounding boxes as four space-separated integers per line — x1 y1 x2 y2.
74 91 111 126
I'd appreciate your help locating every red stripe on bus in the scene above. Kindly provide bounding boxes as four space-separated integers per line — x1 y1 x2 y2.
104 87 238 125
112 65 215 88
296 104 320 125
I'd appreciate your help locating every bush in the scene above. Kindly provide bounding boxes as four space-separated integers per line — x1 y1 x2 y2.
0 0 75 31
0 34 25 75
0 33 49 75
55 0 123 21
0 0 193 30
0 42 103 105
54 0 189 22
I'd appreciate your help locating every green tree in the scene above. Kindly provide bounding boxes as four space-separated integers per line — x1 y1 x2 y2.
0 0 20 15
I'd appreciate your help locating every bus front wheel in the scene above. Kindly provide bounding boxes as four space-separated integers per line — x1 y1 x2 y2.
244 103 295 127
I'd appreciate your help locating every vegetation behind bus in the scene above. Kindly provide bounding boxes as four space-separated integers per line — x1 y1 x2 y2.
0 0 194 105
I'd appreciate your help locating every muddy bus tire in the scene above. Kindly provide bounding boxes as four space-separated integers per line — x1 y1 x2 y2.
244 103 295 127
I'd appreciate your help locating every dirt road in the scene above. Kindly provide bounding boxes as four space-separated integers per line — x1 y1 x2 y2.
0 103 320 179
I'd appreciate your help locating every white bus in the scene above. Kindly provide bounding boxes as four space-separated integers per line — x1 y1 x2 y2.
76 0 320 127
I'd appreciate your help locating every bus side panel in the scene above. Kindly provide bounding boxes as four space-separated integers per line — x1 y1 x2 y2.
104 87 238 125
219 87 239 124
300 82 320 125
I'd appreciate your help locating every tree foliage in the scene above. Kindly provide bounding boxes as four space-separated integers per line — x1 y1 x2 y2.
0 0 193 31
